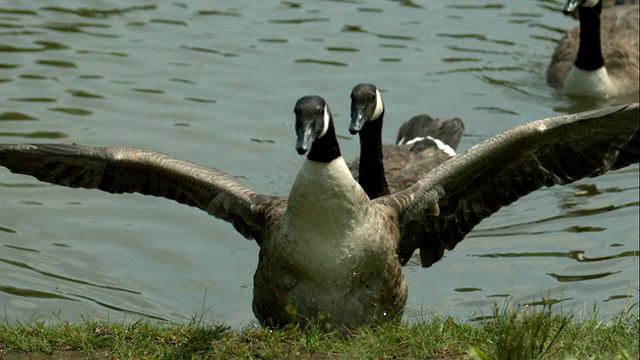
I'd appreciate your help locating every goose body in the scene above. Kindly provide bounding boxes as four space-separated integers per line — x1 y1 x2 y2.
348 83 465 199
254 156 406 329
547 0 639 97
0 99 638 332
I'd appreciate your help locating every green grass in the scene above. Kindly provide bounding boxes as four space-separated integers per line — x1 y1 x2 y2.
1 304 637 359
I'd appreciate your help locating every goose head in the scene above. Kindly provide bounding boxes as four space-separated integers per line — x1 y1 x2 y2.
563 0 600 14
349 83 385 134
294 95 341 163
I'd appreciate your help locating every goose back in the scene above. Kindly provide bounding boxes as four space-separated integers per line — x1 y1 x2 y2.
348 83 465 198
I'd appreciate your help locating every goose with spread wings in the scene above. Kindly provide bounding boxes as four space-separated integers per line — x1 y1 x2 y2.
0 99 638 332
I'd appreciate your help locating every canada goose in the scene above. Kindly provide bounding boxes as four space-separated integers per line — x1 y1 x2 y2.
546 0 639 97
0 100 638 332
348 83 465 199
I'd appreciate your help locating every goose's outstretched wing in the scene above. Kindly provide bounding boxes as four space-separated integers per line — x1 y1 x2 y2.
378 103 639 267
0 144 284 243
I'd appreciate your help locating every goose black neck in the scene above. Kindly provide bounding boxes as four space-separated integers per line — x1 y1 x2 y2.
575 2 604 71
307 121 341 163
358 112 389 198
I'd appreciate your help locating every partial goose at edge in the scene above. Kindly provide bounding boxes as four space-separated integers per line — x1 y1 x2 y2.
0 100 638 332
547 0 639 98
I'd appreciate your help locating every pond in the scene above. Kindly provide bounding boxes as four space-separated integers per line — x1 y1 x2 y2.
0 0 638 329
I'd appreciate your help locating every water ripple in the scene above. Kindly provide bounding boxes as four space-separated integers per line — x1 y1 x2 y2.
3 244 37 252
0 226 18 234
0 111 39 120
149 18 187 27
475 250 639 263
0 285 77 300
179 45 239 57
37 23 117 38
294 58 348 67
454 287 483 293
447 4 504 10
0 131 68 139
49 107 93 116
7 97 57 103
0 9 38 16
72 293 169 321
325 46 359 53
268 18 330 24
547 271 622 282
438 33 516 46
376 33 415 41
0 41 69 52
472 106 519 115
66 90 105 99
39 5 157 19
0 257 140 294
35 59 77 68
196 10 242 17
184 97 216 104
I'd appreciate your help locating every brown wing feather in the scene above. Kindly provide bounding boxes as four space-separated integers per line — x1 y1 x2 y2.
377 103 639 267
0 144 283 243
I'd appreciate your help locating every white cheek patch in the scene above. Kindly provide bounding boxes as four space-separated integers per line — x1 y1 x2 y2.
583 0 599 7
371 89 384 121
319 104 330 138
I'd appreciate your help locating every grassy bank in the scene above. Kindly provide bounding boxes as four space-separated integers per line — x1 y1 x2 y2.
1 305 637 359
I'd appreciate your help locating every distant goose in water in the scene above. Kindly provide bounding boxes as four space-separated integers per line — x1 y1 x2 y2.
547 0 639 98
0 99 638 332
347 83 464 199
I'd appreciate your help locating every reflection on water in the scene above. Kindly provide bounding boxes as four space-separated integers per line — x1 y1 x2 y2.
475 249 639 263
0 131 68 139
0 0 638 329
547 271 621 283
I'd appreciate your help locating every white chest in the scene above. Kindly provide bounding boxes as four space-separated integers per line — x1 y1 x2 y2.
563 66 616 98
273 158 394 289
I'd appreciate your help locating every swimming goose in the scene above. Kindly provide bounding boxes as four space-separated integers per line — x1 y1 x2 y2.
0 100 638 331
546 0 639 97
348 83 465 199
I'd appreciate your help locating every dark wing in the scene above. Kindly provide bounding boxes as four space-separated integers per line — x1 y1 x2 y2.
376 103 639 267
0 144 284 243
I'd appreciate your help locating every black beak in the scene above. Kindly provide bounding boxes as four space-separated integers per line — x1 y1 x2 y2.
296 121 316 155
563 0 584 14
349 107 367 135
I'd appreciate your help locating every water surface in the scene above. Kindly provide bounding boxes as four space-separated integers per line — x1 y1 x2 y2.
0 0 638 329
